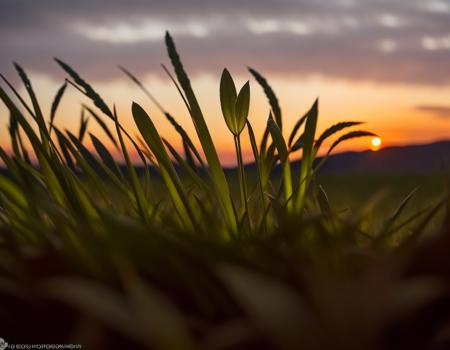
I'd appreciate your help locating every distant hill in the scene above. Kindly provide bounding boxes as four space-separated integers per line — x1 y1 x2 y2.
235 140 450 175
306 140 450 174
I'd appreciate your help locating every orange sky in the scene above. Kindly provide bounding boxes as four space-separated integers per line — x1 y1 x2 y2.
1 70 449 166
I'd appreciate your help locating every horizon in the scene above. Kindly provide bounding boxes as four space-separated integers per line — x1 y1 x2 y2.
1 0 450 165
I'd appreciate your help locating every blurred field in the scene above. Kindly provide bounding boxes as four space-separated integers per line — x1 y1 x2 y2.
317 172 448 232
318 172 447 211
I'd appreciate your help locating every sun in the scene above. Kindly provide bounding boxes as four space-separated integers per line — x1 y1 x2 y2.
370 136 382 151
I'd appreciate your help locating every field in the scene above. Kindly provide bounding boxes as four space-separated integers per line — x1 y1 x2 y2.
320 173 447 228
0 32 449 350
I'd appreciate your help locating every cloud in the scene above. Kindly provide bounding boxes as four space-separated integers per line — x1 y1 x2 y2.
75 21 209 44
415 105 450 117
1 0 450 85
421 35 450 50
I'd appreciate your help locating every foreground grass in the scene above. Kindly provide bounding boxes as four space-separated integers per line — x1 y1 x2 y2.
0 32 449 349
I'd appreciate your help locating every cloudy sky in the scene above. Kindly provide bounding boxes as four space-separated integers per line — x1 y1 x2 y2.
1 0 450 163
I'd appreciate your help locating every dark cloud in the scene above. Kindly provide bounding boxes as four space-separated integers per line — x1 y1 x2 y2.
415 105 450 117
1 0 450 85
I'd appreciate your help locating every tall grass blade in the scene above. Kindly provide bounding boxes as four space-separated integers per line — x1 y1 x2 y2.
327 130 377 156
56 129 76 171
268 117 293 211
260 125 270 157
288 112 309 148
132 102 194 229
314 121 363 153
165 31 237 233
313 130 376 174
234 134 251 232
247 121 267 233
14 63 51 154
49 81 67 134
295 99 318 212
0 73 35 117
8 111 20 158
182 139 197 171
83 105 118 148
90 133 123 177
248 68 282 130
290 134 305 153
0 85 49 160
114 108 150 222
78 107 89 142
55 58 113 119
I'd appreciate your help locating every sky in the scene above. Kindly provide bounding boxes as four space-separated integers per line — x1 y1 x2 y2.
1 0 450 164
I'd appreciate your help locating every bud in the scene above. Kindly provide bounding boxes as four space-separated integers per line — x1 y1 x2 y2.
220 69 250 136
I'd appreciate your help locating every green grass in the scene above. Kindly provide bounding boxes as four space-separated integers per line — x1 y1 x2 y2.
0 32 449 349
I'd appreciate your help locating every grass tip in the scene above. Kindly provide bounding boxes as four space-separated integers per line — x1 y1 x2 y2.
131 101 143 114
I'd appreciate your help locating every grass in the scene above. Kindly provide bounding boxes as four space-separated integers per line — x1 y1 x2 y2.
0 31 449 349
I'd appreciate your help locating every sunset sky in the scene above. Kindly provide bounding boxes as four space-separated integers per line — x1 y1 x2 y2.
1 0 450 165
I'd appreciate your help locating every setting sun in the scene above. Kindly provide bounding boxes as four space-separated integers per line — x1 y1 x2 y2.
370 136 382 151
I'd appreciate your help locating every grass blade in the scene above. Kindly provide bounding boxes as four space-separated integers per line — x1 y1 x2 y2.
132 102 194 230
247 121 267 233
78 107 89 143
328 131 376 156
313 131 377 177
248 68 282 130
288 112 308 148
83 105 118 147
294 99 318 212
90 133 123 177
268 117 292 211
49 81 68 135
14 63 51 154
114 107 150 222
55 58 113 119
314 121 363 153
165 31 237 234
